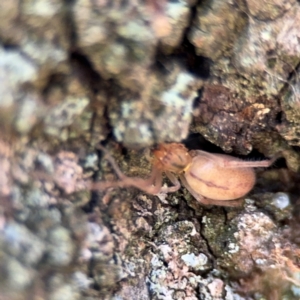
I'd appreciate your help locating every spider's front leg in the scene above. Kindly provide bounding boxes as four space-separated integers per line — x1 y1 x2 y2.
94 144 164 195
154 171 181 203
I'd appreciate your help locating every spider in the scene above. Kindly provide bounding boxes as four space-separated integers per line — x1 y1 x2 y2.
94 143 279 206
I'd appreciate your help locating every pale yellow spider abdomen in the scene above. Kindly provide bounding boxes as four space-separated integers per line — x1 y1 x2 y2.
184 152 256 201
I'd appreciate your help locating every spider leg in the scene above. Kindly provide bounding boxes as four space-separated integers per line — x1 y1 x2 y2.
162 171 181 193
191 149 281 169
93 144 163 195
221 152 282 169
97 144 126 180
91 167 163 195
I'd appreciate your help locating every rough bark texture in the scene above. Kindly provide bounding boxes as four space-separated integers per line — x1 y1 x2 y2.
1 0 300 299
